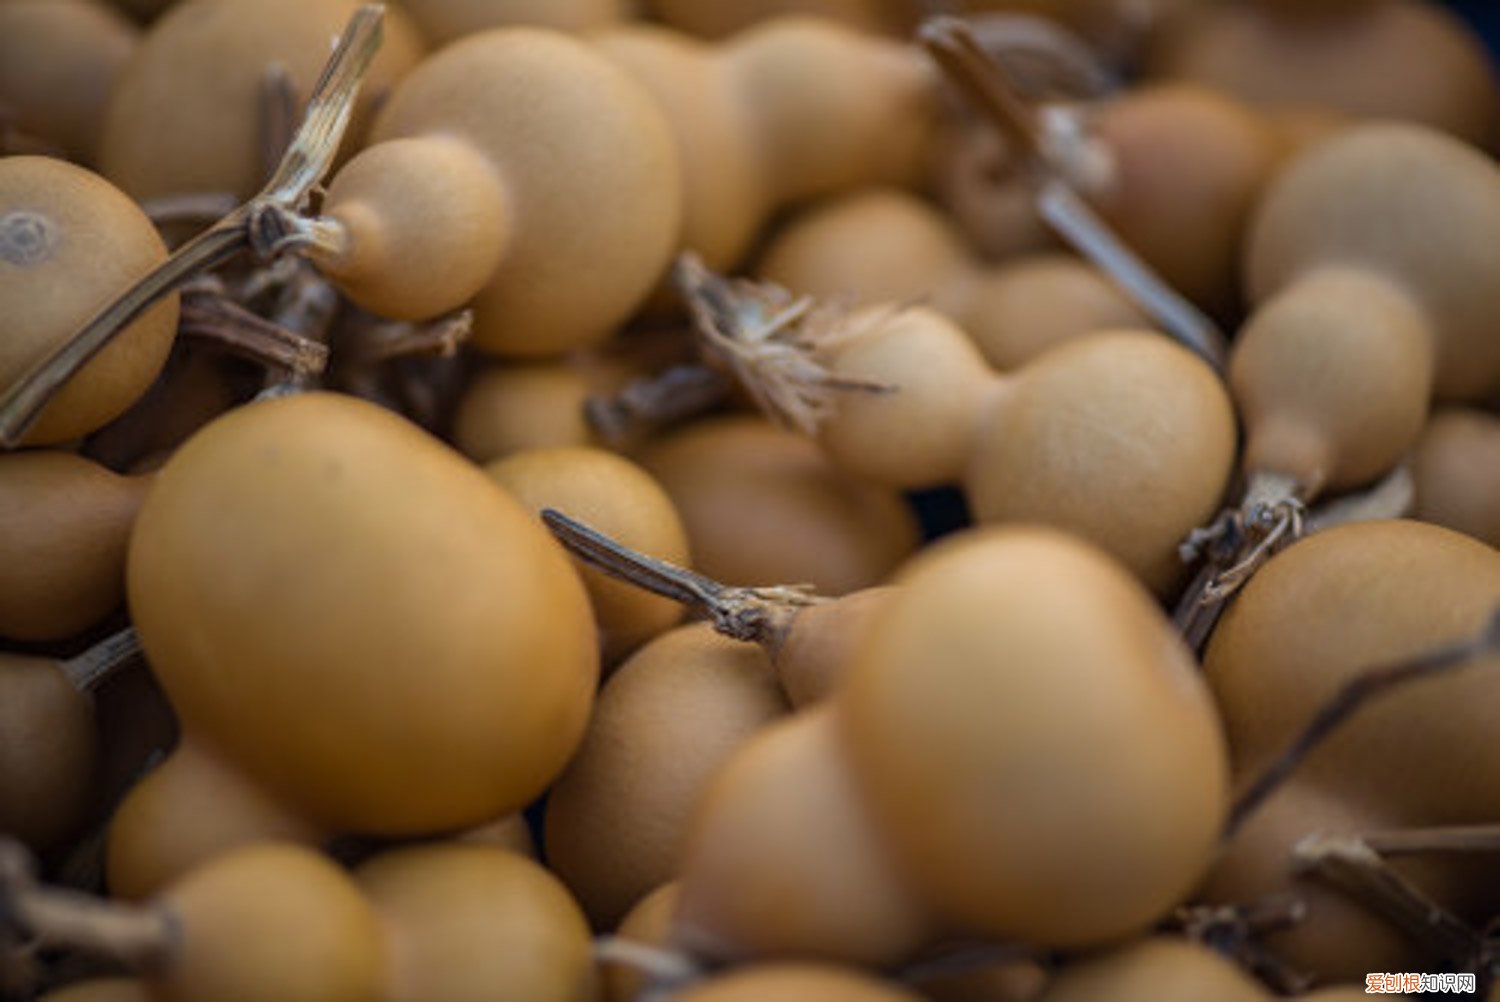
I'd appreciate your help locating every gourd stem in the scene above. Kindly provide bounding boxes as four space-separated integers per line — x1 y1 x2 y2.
1168 899 1312 994
0 4 386 447
540 509 821 648
141 193 242 229
593 936 702 986
59 626 144 694
1362 825 1500 857
1228 609 1500 837
585 363 735 448
180 289 330 376
918 16 1229 373
1292 834 1485 968
338 309 474 367
0 838 176 973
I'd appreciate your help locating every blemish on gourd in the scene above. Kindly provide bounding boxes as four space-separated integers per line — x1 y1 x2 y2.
0 211 55 267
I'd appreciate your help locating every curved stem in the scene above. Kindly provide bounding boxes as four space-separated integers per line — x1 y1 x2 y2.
540 509 821 647
0 4 385 447
0 838 176 974
59 626 144 694
1228 609 1500 837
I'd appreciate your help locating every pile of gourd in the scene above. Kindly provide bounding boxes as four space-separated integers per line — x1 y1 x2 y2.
1 0 1498 999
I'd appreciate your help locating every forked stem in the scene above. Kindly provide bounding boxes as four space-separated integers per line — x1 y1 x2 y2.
918 16 1228 372
1228 609 1500 837
1169 898 1312 994
180 289 330 376
673 253 895 437
541 509 823 648
0 4 385 446
0 838 176 974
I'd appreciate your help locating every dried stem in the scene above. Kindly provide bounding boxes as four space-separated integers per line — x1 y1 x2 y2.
0 4 385 447
1305 462 1415 534
1169 899 1313 994
1362 825 1500 858
59 627 144 694
0 838 176 974
584 363 735 448
260 62 300 183
918 16 1229 372
1292 834 1486 966
961 13 1117 99
141 193 242 230
673 253 895 437
180 290 330 376
1228 609 1500 837
541 508 822 648
337 310 474 367
593 936 702 987
1174 471 1308 653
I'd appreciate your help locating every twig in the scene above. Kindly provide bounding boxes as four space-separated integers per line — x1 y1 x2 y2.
1228 609 1500 837
0 4 385 446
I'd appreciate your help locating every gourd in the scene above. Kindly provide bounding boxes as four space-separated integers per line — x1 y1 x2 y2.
0 450 148 641
1 156 177 446
838 527 1230 947
0 0 138 164
593 17 937 271
1411 408 1500 548
112 391 597 895
395 0 628 46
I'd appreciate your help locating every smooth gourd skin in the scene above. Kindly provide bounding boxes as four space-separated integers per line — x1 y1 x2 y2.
107 739 322 900
355 844 597 1002
1203 521 1500 979
152 844 386 1002
1148 0 1498 149
672 707 930 967
37 980 153 1002
0 653 96 850
396 0 628 46
646 0 894 39
544 622 789 929
1413 408 1500 547
1 156 178 445
771 586 894 707
673 964 923 1002
0 450 147 641
126 392 598 836
1089 84 1278 314
839 528 1230 948
452 362 599 464
0 0 138 163
640 416 920 595
315 137 510 322
485 446 691 664
606 882 679 1002
367 28 681 357
1034 938 1270 1002
1245 123 1500 402
965 331 1237 594
100 0 424 201
815 307 1001 490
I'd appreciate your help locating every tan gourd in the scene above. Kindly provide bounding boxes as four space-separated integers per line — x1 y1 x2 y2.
395 0 628 46
485 446 691 664
756 188 1149 371
671 706 931 967
1412 408 1500 548
452 363 600 464
117 392 596 892
543 622 789 928
0 450 148 640
646 0 895 39
308 26 681 357
839 527 1229 947
593 17 936 271
639 415 919 595
0 156 177 446
99 0 426 201
605 881 680 1002
38 980 153 1002
964 329 1237 594
1148 0 1497 148
1033 937 1270 1002
1203 520 1500 980
1232 124 1500 510
673 964 924 1001
0 0 138 163
354 843 597 1001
